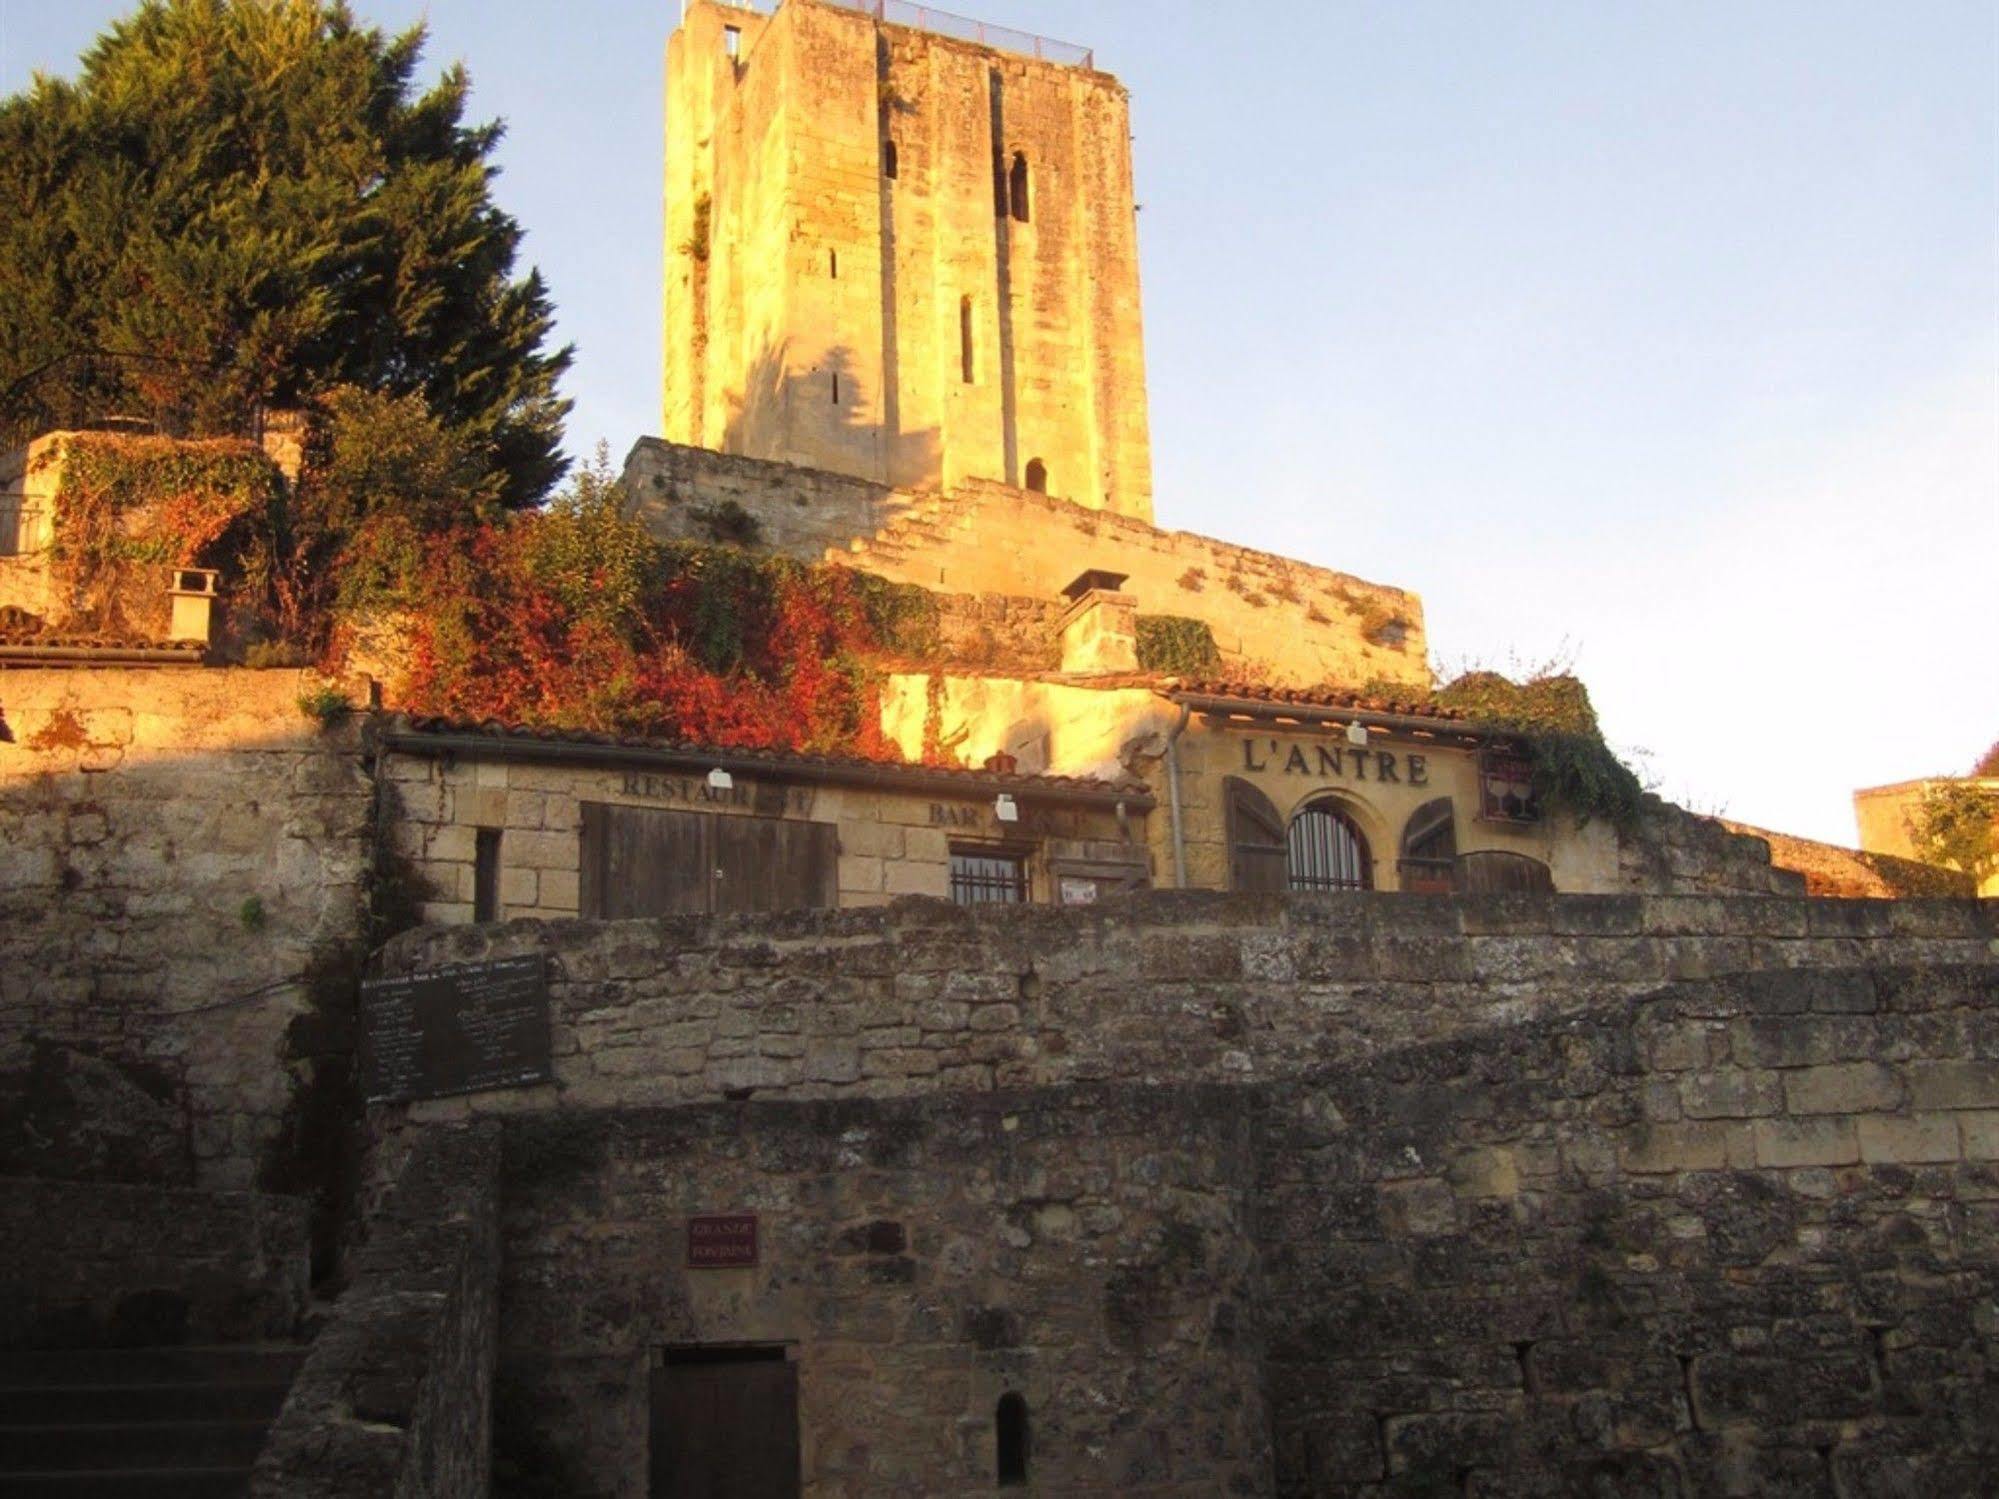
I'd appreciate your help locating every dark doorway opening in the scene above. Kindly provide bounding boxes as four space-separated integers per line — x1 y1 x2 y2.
651 1345 800 1498
997 1391 1030 1484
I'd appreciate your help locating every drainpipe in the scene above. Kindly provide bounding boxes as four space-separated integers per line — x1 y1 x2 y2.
1163 702 1191 889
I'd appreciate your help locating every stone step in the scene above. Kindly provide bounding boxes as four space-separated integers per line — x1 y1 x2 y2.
0 1380 290 1425
0 1348 304 1390
0 1466 254 1498
0 1418 271 1470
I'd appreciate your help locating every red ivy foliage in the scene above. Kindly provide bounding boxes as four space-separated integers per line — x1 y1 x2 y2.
390 514 932 758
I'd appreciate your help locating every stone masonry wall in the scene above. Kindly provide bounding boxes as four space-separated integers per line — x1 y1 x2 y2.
375 895 1999 1496
482 1089 1266 1498
624 437 914 558
1258 960 1999 1495
0 668 372 1192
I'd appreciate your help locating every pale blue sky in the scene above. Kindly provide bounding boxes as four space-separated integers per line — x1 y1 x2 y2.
5 1 1994 845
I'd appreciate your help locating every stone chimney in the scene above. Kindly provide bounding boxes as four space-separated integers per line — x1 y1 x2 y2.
1058 569 1137 675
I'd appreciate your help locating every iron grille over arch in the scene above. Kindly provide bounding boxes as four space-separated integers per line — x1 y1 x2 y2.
1286 800 1373 892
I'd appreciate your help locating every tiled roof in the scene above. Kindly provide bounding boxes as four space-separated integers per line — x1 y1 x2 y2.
1166 679 1471 721
389 716 1153 802
0 630 204 659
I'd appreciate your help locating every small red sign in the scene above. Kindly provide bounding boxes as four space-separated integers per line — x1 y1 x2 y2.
687 1213 759 1269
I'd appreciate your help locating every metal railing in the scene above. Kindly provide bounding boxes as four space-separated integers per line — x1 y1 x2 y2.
693 0 1093 69
0 351 266 456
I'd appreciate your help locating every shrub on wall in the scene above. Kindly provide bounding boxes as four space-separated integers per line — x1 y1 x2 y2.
1136 615 1220 676
1910 782 1999 882
390 460 943 755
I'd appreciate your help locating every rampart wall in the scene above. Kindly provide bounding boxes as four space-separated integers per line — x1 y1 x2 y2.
623 437 1429 688
375 894 1999 1496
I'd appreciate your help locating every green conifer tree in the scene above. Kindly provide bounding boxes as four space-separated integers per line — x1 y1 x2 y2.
0 0 572 507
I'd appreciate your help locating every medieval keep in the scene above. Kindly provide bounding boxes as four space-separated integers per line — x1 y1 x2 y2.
1 3 1994 1498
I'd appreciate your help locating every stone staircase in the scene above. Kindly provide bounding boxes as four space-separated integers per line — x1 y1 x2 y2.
0 1344 305 1497
826 487 969 586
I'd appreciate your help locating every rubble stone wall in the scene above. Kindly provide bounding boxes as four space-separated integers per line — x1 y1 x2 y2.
0 668 372 1191
253 1123 499 1499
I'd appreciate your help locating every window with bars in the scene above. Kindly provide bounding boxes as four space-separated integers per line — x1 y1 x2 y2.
1286 802 1373 892
950 847 1029 905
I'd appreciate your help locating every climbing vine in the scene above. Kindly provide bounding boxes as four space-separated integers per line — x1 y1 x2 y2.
1405 670 1650 830
50 434 278 569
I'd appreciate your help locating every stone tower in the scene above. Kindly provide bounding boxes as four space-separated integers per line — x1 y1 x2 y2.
663 0 1154 521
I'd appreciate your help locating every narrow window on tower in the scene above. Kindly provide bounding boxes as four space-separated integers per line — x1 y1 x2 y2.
1010 152 1030 223
723 25 740 58
883 139 898 179
829 248 838 279
960 297 975 384
831 371 841 405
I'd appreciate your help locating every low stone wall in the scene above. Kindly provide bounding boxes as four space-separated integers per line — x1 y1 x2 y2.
253 1122 499 1499
0 668 372 1193
0 1177 308 1349
1619 798 1807 896
381 893 1994 1116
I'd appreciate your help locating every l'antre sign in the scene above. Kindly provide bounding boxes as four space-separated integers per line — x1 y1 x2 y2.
1240 737 1430 786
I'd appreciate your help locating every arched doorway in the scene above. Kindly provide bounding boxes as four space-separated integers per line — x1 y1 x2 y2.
1286 800 1373 891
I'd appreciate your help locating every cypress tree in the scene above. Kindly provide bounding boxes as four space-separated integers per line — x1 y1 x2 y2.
0 0 572 507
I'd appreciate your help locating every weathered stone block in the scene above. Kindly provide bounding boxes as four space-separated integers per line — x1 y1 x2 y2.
1753 1117 1859 1168
1681 1068 1782 1119
1783 1062 1904 1116
1856 1112 1960 1164
1906 1060 1999 1111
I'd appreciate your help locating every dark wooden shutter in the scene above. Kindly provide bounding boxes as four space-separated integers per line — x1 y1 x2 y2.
651 1354 800 1498
1398 796 1458 894
581 803 836 918
1224 776 1288 893
580 803 712 919
712 816 837 915
1458 849 1555 895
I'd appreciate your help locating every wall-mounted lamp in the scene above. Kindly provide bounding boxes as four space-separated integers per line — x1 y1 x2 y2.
994 793 1019 823
1345 721 1369 747
707 767 734 790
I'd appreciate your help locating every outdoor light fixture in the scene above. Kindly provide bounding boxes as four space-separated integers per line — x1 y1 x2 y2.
994 793 1019 823
707 767 734 791
1345 721 1369 747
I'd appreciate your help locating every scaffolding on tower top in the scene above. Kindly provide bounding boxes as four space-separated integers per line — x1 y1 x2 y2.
689 0 1095 70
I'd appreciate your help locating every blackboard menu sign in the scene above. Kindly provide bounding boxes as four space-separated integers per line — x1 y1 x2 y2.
360 955 552 1104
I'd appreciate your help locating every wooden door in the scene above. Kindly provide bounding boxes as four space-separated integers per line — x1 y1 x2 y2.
1224 776 1289 893
711 816 837 915
651 1354 800 1499
581 804 838 919
1458 850 1555 894
580 803 711 919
